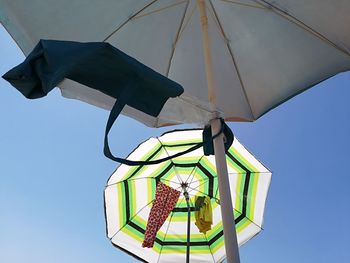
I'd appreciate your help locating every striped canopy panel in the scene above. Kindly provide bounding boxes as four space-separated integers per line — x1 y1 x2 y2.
104 129 271 262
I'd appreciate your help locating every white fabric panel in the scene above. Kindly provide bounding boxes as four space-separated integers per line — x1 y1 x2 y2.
135 205 153 227
157 211 173 239
104 181 154 239
212 243 226 263
227 163 245 175
205 205 228 262
166 0 253 121
227 172 239 209
212 0 350 117
167 178 183 191
165 218 202 236
158 251 214 263
0 1 34 53
162 218 214 262
104 185 121 239
60 79 162 127
133 179 155 212
269 0 350 51
107 0 187 76
252 172 272 226
60 80 213 127
0 0 153 54
110 209 174 262
202 154 217 169
158 93 213 126
157 252 187 263
112 231 159 263
231 138 271 173
236 222 261 246
211 206 222 230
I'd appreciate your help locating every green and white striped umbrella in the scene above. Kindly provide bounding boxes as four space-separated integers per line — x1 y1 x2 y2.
104 129 271 262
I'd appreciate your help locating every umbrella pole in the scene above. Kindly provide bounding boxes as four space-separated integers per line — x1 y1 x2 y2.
183 186 191 263
197 1 241 263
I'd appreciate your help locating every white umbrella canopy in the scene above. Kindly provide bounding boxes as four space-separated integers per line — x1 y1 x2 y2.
1 0 350 127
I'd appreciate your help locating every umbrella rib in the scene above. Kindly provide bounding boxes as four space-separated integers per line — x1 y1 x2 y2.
157 138 184 184
220 0 266 10
186 185 218 200
166 0 191 77
186 180 209 197
106 177 181 188
156 209 177 263
240 214 263 231
186 182 263 229
159 178 182 185
184 167 199 187
192 189 215 263
187 178 265 206
188 179 206 190
204 232 216 263
103 0 159 42
184 156 205 185
133 0 188 20
186 197 215 262
176 4 198 47
184 165 200 186
206 4 229 42
253 0 350 57
175 195 187 209
183 162 202 186
208 0 256 119
231 208 264 231
109 199 154 241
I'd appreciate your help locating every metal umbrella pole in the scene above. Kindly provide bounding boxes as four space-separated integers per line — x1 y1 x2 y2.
197 0 240 262
182 182 191 263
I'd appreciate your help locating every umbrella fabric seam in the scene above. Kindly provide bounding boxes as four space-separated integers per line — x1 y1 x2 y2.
109 199 154 241
208 0 255 119
157 137 184 184
166 0 190 77
220 0 266 10
156 208 177 263
133 0 188 21
253 0 350 57
102 0 159 42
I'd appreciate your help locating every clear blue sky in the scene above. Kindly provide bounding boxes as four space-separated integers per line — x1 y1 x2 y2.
0 25 349 263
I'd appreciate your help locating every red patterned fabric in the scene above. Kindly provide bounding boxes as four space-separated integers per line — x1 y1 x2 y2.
142 182 180 248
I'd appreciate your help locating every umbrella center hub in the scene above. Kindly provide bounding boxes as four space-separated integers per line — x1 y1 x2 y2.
181 182 188 188
181 182 189 191
181 182 190 200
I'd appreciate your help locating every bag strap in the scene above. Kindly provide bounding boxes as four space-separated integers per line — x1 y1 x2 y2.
103 90 227 166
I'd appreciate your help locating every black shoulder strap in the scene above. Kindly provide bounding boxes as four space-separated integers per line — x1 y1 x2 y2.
103 92 227 166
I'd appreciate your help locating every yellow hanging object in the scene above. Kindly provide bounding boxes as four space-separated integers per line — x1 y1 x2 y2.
194 196 213 234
